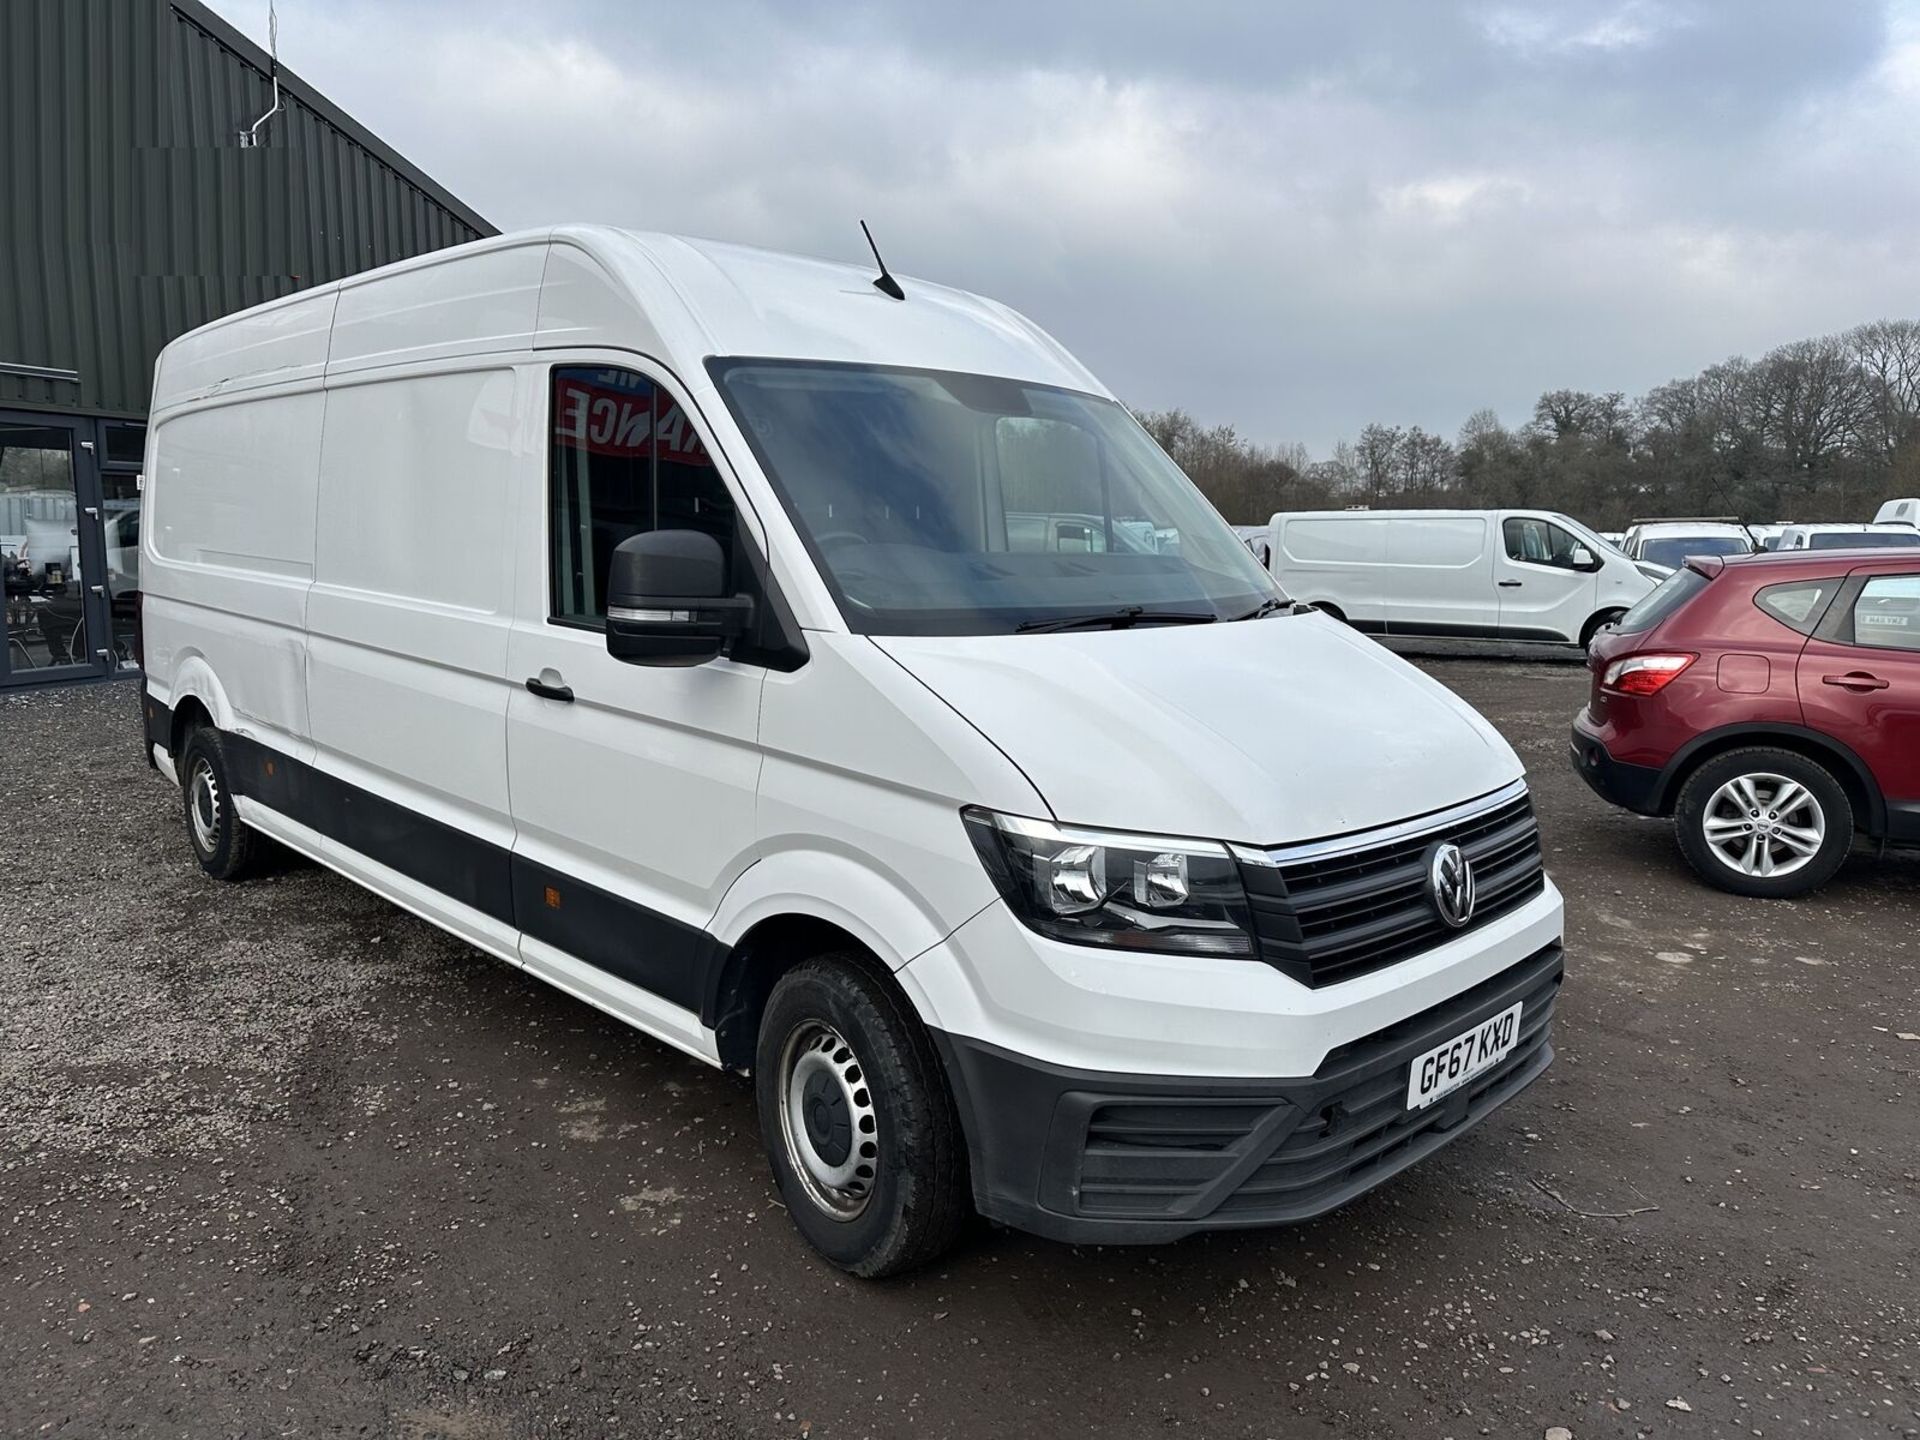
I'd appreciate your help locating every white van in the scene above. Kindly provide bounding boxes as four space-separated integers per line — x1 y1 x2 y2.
1874 498 1920 527
1617 519 1754 580
1773 521 1920 552
139 228 1564 1275
1267 509 1652 649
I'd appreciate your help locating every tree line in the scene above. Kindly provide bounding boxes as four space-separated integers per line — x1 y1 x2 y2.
1139 318 1920 530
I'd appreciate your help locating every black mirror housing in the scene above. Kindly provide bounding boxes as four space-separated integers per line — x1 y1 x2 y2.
605 530 754 667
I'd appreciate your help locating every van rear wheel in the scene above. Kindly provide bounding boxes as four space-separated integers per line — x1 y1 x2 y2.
1580 609 1627 651
179 728 267 882
754 954 970 1277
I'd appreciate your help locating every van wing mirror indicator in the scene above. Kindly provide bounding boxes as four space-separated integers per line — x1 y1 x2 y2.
605 530 754 667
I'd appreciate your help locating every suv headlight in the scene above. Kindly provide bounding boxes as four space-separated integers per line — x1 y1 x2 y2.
962 808 1255 957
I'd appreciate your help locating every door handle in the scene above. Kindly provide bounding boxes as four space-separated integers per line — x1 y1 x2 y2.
1497 580 1522 588
524 676 574 702
1822 672 1889 692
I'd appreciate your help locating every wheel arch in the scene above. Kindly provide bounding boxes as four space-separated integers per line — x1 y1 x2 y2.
1654 724 1886 836
160 653 236 758
706 914 922 1072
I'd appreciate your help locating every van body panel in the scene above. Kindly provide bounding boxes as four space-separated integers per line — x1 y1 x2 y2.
746 633 1040 962
1490 531 1601 640
503 622 767 954
149 393 323 578
306 364 524 852
1273 516 1389 626
532 240 676 360
504 348 769 987
148 289 337 411
327 242 549 377
1385 514 1495 632
143 388 327 745
1873 498 1918 527
874 613 1520 845
570 229 1108 396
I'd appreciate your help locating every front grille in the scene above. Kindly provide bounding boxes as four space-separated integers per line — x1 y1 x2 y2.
1064 944 1563 1224
1239 790 1546 988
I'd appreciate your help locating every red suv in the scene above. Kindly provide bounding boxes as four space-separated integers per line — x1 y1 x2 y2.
1571 549 1920 896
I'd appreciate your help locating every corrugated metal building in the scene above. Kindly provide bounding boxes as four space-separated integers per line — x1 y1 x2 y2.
1 0 494 688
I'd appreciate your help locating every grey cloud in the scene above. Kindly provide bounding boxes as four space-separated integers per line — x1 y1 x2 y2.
211 0 1916 450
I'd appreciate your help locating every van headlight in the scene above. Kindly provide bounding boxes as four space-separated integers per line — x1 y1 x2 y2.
962 808 1255 957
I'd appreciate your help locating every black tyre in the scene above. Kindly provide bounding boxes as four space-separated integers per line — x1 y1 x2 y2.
1672 747 1853 898
754 954 970 1278
179 727 267 882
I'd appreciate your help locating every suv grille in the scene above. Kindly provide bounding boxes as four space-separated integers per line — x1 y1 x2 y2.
1239 790 1545 988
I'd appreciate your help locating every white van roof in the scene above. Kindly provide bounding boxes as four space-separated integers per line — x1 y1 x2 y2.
151 226 1106 414
1268 508 1562 523
1630 521 1752 540
1782 521 1918 535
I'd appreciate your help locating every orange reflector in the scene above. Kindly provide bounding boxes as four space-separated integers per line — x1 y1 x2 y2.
545 886 561 909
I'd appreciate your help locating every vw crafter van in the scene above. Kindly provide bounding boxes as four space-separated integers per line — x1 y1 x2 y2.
139 228 1565 1275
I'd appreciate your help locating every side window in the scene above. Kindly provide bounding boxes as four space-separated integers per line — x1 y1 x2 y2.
549 367 735 625
1754 580 1836 636
1850 575 1920 652
1504 517 1577 567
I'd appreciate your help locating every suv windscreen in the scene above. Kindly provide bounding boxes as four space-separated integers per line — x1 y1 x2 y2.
709 360 1278 635
1614 566 1709 634
1639 534 1751 569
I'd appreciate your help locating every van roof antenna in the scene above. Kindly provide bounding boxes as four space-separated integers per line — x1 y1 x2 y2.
860 221 905 301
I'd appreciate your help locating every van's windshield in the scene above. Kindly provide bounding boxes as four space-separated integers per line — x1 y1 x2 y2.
709 359 1281 636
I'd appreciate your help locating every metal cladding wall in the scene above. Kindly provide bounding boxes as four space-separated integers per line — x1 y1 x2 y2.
0 0 496 419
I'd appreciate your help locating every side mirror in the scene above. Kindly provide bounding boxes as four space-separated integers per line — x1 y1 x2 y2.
1569 545 1599 572
605 530 753 667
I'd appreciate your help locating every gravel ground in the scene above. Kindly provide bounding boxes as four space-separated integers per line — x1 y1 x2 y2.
2 667 1916 1439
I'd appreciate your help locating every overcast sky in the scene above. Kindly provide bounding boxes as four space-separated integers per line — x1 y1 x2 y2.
209 0 1920 453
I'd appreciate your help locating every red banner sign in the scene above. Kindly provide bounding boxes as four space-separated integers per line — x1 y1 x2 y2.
553 374 710 466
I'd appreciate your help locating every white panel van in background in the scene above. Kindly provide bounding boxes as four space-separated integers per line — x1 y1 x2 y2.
1872 498 1919 528
139 228 1565 1276
1266 508 1653 649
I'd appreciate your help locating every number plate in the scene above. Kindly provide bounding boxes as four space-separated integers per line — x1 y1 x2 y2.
1406 1002 1523 1110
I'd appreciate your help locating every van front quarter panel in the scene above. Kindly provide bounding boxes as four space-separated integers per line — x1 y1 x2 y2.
725 631 1049 965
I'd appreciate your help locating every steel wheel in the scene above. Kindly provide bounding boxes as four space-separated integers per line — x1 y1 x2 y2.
776 1020 879 1221
188 756 223 855
1700 772 1824 879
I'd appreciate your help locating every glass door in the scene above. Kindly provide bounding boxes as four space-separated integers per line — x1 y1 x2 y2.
0 417 106 684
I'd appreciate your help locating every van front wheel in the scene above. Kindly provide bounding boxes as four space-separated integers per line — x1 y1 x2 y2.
754 954 970 1277
179 728 266 882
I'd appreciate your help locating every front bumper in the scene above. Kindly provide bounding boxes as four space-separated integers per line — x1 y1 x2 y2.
1569 716 1664 814
931 942 1561 1244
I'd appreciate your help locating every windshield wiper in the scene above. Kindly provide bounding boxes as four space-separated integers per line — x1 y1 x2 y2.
1230 597 1292 622
1014 606 1218 634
